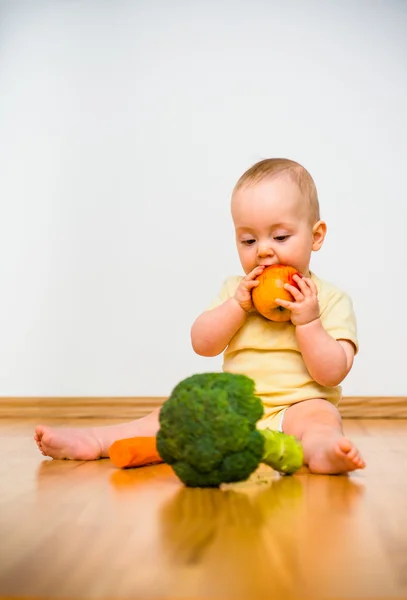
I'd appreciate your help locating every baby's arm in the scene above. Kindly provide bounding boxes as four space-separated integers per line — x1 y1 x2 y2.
275 274 355 387
191 299 248 356
295 321 354 386
191 266 265 357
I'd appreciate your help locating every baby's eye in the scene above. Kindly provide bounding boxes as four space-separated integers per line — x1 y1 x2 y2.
242 239 256 246
274 235 289 242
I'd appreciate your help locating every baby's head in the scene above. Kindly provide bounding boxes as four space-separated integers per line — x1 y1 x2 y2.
231 158 326 276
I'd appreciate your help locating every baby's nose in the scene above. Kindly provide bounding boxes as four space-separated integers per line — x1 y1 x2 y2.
258 242 274 257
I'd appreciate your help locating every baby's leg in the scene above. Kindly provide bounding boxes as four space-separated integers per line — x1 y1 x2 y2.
34 408 161 461
283 399 365 475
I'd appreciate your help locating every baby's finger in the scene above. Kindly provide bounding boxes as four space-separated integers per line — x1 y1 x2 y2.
305 277 318 295
275 298 294 310
242 267 263 284
294 274 311 296
245 266 265 281
284 283 303 301
246 279 260 289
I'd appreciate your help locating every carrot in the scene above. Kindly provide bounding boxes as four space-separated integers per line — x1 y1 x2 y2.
108 436 164 469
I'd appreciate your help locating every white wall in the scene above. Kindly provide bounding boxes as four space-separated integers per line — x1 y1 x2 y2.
0 0 406 397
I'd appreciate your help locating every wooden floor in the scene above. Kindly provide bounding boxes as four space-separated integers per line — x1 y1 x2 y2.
1 418 407 600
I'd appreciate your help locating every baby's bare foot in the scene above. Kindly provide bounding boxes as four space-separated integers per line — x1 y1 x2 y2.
303 430 365 475
34 425 103 461
34 411 161 462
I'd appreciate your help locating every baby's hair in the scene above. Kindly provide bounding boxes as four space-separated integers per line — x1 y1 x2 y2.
233 158 320 223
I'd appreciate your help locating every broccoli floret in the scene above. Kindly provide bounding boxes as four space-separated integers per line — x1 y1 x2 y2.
156 372 303 487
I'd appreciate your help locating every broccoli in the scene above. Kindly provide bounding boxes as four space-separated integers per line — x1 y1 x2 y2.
156 372 303 487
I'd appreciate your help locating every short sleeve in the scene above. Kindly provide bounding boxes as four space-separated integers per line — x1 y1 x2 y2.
206 276 243 311
319 290 359 354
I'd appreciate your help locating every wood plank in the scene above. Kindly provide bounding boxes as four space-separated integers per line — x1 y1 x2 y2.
0 396 163 419
0 395 407 419
340 396 407 418
0 418 406 599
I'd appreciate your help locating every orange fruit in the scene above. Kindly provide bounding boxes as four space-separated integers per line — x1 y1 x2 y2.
252 264 300 322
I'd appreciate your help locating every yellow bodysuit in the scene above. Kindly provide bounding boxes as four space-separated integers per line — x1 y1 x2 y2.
207 272 358 431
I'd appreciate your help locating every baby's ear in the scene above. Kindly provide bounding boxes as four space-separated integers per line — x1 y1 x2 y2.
312 220 327 251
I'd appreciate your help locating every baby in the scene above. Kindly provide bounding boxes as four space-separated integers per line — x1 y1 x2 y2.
35 158 365 474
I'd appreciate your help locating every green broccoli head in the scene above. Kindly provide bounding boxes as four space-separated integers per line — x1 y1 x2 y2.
156 372 265 487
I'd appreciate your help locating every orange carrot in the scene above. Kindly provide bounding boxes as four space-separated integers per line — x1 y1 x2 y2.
108 436 164 469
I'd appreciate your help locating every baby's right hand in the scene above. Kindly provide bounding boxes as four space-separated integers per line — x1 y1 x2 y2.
233 266 265 313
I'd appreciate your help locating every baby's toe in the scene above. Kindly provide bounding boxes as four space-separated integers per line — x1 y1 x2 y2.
337 438 353 454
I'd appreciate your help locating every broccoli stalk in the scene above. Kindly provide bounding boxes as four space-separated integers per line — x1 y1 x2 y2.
156 372 303 487
261 428 303 476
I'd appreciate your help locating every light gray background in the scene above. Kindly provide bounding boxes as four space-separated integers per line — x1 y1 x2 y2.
0 1 405 397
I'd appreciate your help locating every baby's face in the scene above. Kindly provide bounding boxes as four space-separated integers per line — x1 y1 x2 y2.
231 176 321 276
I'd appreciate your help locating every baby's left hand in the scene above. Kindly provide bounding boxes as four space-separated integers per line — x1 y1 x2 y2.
275 275 320 326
